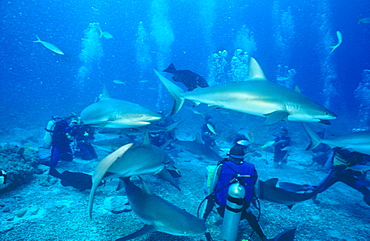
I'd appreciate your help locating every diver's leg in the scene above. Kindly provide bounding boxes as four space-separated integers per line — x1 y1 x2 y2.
203 196 216 220
314 168 340 193
340 171 370 206
50 146 61 168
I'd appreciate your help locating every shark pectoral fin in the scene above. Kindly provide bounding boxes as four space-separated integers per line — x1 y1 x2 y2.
263 111 289 126
116 225 156 241
88 143 134 219
156 168 181 191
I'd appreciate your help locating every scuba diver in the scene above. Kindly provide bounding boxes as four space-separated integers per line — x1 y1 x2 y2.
314 147 370 206
47 115 76 168
70 118 98 160
201 115 217 148
273 127 291 168
202 146 295 241
149 111 175 148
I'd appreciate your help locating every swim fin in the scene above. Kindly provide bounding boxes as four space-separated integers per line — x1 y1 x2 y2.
271 227 296 241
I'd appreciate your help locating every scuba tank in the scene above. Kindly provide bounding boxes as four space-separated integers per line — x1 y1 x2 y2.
222 181 246 241
42 116 62 149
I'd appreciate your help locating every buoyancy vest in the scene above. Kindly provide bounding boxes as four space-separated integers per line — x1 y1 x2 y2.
215 160 257 206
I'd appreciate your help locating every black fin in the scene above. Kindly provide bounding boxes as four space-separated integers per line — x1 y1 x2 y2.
49 167 62 179
273 227 296 241
163 63 176 74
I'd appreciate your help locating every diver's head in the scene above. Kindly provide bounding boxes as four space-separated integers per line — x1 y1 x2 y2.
280 127 288 136
228 145 245 164
205 115 213 123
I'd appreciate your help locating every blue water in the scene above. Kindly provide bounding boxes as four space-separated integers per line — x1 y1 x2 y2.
1 0 370 129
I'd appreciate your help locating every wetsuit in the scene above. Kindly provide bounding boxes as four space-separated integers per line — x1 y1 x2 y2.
201 122 217 147
71 125 97 160
50 119 73 167
274 135 291 166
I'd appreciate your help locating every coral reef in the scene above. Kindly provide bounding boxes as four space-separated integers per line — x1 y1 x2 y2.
0 144 39 195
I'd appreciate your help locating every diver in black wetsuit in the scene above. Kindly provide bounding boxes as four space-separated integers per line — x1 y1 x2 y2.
201 115 217 148
273 127 291 168
314 147 370 206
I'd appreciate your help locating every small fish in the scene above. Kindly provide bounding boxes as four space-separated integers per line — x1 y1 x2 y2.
276 76 291 82
34 35 64 55
207 123 217 135
358 18 370 24
260 140 275 149
192 110 206 117
139 79 150 83
281 146 292 151
329 31 342 54
101 31 113 39
97 26 113 39
237 140 251 146
237 129 252 142
113 80 126 85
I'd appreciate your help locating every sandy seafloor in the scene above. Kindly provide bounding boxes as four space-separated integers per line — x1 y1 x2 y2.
1 114 370 241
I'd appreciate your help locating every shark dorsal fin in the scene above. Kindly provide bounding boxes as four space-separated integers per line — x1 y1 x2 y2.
294 85 301 93
101 84 111 100
265 178 279 187
142 128 151 146
195 132 202 143
139 176 152 194
248 58 267 81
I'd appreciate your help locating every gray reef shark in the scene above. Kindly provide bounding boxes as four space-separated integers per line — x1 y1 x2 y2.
97 120 183 136
88 131 179 218
303 123 370 156
93 135 138 152
257 178 317 209
81 86 161 128
172 134 222 163
155 58 337 125
115 177 206 241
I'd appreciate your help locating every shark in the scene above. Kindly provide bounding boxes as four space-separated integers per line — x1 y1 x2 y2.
172 134 223 163
92 135 138 152
257 178 318 209
81 86 161 129
116 177 206 241
99 119 184 136
303 123 370 155
88 131 180 218
155 58 337 126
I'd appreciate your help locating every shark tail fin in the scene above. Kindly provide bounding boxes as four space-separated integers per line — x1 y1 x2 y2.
154 69 185 115
33 35 41 43
302 123 322 151
329 45 337 54
163 63 176 74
